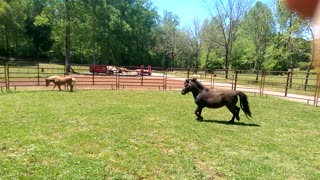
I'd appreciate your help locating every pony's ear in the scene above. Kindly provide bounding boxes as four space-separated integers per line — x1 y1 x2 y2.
191 77 197 81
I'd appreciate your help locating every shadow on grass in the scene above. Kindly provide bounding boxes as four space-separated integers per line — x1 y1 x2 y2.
200 119 260 127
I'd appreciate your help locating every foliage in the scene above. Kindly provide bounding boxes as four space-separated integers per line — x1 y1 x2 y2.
1 0 159 65
200 18 224 69
0 90 319 178
200 50 224 69
154 10 180 69
0 0 314 73
230 35 256 69
234 1 274 71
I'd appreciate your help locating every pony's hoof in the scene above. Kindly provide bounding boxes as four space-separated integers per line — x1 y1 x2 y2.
229 120 235 124
196 117 203 121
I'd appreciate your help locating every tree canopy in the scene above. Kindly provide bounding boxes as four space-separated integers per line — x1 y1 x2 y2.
0 0 314 71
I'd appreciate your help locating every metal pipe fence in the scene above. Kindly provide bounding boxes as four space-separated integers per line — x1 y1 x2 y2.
1 62 319 106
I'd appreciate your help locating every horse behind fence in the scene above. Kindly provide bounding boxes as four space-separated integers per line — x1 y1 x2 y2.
45 76 76 92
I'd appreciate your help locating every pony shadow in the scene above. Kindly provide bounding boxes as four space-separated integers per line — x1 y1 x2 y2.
200 119 260 127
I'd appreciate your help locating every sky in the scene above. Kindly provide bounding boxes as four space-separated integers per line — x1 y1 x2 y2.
151 0 273 27
151 0 210 27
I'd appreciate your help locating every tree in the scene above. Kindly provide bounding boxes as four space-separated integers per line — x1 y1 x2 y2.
202 0 252 78
185 17 202 72
122 0 158 65
230 32 256 70
239 1 274 80
0 0 14 56
0 0 314 73
0 0 28 57
200 18 224 70
23 0 53 60
268 0 308 85
303 19 315 90
156 10 180 69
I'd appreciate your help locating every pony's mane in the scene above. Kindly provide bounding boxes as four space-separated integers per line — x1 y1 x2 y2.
191 78 206 90
47 75 60 80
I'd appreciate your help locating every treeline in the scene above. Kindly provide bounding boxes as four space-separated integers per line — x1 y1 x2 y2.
0 0 314 72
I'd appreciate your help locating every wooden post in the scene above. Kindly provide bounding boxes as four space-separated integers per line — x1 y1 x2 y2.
6 63 9 92
163 71 167 91
92 71 95 85
314 73 320 106
4 65 8 92
187 69 190 79
37 62 40 86
260 70 266 97
285 70 292 96
211 70 214 89
234 70 238 91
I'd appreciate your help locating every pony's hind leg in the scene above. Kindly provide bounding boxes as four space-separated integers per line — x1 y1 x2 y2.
195 106 203 121
235 106 240 121
226 105 239 123
69 84 73 92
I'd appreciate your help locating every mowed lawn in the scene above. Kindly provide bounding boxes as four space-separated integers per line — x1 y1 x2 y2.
0 90 319 179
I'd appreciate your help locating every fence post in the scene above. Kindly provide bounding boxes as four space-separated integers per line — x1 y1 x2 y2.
211 70 214 89
314 73 320 106
285 70 292 96
141 73 143 86
6 63 10 92
163 71 167 91
187 69 190 79
116 72 119 90
234 70 238 91
37 62 40 86
92 72 95 85
4 65 8 92
260 70 266 97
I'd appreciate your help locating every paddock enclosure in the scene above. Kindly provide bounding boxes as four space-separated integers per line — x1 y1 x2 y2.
0 61 319 106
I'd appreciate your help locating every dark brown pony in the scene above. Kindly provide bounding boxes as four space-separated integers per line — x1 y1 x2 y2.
181 78 251 123
45 76 76 92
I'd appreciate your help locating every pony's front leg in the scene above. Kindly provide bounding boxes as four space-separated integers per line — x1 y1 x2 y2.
58 84 62 91
195 106 203 121
52 84 56 91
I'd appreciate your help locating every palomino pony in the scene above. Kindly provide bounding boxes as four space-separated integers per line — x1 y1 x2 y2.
45 76 76 92
181 78 251 123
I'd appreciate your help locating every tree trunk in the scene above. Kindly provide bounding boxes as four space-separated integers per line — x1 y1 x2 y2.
225 45 229 79
65 0 71 72
304 22 315 90
288 12 294 88
5 25 9 54
205 47 211 76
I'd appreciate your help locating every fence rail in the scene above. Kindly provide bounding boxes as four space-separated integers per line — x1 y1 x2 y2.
0 62 319 106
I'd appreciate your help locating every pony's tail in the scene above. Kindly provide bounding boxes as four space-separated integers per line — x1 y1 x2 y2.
71 78 76 85
236 91 252 118
71 78 76 90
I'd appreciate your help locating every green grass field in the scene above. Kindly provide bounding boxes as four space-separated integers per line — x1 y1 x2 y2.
0 90 319 179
